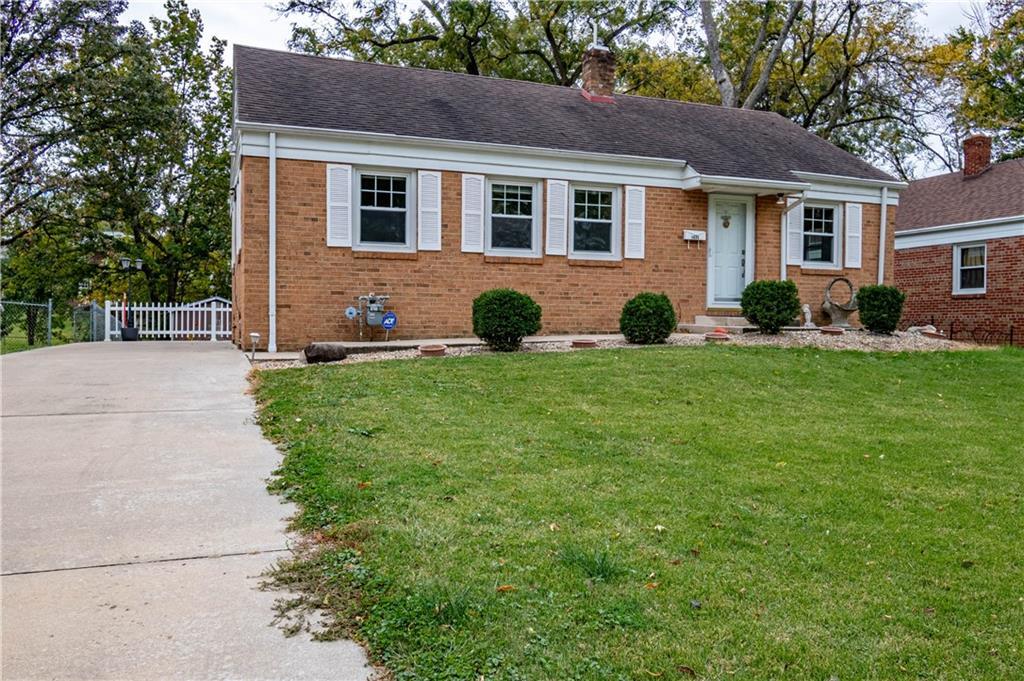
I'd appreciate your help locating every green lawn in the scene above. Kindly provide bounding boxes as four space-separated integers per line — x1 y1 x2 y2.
255 346 1023 680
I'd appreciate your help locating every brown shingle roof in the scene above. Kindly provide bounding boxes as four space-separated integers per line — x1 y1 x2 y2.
895 159 1024 231
234 46 895 185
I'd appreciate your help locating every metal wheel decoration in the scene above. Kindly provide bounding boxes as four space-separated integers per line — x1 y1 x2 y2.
822 277 858 328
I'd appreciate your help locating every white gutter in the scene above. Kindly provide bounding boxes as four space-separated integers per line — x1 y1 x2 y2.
234 120 690 169
895 213 1024 235
792 170 908 190
699 174 811 192
268 131 277 353
877 186 888 283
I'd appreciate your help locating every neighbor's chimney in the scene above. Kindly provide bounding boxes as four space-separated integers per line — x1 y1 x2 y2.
963 134 992 177
581 44 615 102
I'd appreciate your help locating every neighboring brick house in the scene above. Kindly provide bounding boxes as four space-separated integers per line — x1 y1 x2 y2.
894 136 1024 344
230 45 903 351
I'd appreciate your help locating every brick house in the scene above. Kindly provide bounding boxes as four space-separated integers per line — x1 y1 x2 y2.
894 136 1024 344
230 45 904 351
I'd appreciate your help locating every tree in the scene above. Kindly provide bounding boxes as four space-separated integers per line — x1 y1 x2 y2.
279 0 683 85
0 0 130 243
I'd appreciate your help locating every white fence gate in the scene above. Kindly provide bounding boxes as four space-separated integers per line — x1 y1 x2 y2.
105 296 232 341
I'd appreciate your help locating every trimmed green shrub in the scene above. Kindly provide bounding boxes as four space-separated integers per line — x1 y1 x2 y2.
856 285 906 334
740 280 801 334
472 288 542 351
619 292 677 344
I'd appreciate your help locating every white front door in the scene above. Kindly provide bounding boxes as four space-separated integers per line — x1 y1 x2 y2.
710 199 748 305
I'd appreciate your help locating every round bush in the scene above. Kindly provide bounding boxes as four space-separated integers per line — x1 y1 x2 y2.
619 292 677 344
472 288 542 351
856 285 906 334
740 280 801 334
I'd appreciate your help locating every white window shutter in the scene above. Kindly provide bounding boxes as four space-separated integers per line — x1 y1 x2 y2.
844 202 863 268
326 164 352 247
461 174 484 253
786 202 803 265
624 186 645 259
545 179 568 255
418 170 442 251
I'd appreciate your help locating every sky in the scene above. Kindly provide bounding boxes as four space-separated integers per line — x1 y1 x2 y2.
122 0 981 62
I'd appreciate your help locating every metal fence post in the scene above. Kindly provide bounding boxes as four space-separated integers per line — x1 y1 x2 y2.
46 298 53 345
210 301 217 341
104 300 111 341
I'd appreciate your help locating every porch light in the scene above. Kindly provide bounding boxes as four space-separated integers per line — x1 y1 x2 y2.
776 193 786 205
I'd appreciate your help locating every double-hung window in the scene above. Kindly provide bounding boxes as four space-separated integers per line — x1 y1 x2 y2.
356 170 414 251
802 204 840 267
953 243 986 294
486 180 541 256
570 186 620 259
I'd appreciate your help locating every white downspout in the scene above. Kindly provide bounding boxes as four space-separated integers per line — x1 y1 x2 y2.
268 131 277 353
877 186 888 284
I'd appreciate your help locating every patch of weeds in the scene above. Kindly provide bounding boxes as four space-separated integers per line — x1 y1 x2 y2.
559 544 625 582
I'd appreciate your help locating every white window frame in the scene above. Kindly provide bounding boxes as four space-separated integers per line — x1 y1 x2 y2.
801 202 843 269
953 242 986 294
353 168 416 253
569 184 621 261
484 177 543 257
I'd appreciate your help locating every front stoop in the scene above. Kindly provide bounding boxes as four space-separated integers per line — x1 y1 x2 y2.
678 314 755 335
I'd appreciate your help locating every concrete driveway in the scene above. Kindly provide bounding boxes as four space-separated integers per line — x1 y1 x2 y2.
1 342 371 680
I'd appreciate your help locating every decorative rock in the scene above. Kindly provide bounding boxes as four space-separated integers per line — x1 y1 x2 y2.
820 326 844 336
921 330 945 339
571 339 598 349
907 324 937 335
822 277 858 328
303 343 347 364
704 332 730 342
418 343 447 357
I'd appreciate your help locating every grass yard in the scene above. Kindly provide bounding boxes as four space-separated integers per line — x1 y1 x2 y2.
255 346 1023 680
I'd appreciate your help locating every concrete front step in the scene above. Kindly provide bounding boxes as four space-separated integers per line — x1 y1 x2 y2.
678 314 754 335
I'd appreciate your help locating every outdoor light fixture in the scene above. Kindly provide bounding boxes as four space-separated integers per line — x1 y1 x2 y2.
776 193 786 205
135 258 143 270
249 332 261 361
119 256 131 269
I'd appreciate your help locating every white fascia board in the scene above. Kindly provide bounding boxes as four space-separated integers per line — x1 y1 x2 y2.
792 170 908 190
696 174 810 193
236 121 691 186
894 217 1024 249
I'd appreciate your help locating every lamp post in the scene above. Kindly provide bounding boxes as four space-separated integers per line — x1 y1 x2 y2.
120 257 143 337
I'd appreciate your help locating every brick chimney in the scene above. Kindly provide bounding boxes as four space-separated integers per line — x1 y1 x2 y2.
581 45 615 102
963 134 992 177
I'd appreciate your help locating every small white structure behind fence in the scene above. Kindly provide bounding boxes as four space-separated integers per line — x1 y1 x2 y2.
105 296 231 341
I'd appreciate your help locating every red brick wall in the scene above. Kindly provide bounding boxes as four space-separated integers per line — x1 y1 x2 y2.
895 235 1024 344
234 157 894 349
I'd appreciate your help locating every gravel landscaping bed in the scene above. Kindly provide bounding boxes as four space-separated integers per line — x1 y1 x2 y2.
254 329 978 370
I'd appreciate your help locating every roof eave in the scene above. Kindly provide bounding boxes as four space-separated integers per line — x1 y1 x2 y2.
234 119 691 169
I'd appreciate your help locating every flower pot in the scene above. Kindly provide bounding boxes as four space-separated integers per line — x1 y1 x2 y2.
121 327 140 341
704 332 730 342
571 339 598 349
418 344 447 357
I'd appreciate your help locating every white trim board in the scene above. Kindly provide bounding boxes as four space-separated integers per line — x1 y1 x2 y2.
239 128 693 189
895 219 1024 249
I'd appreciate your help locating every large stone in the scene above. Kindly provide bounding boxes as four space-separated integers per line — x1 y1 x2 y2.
303 343 347 364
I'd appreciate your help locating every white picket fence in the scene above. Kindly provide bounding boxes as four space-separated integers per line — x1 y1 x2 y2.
105 296 231 341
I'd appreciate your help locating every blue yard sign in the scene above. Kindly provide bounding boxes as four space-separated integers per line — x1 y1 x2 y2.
381 311 397 330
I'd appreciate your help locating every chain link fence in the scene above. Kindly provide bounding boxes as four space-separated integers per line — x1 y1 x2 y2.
72 302 108 342
0 299 53 354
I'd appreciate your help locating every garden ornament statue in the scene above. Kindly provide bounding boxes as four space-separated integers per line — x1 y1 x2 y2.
802 304 816 328
822 277 858 328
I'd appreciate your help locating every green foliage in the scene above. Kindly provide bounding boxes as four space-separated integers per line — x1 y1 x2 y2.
256 346 1024 679
619 292 676 344
559 545 625 582
856 285 906 334
740 279 801 334
471 288 542 351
